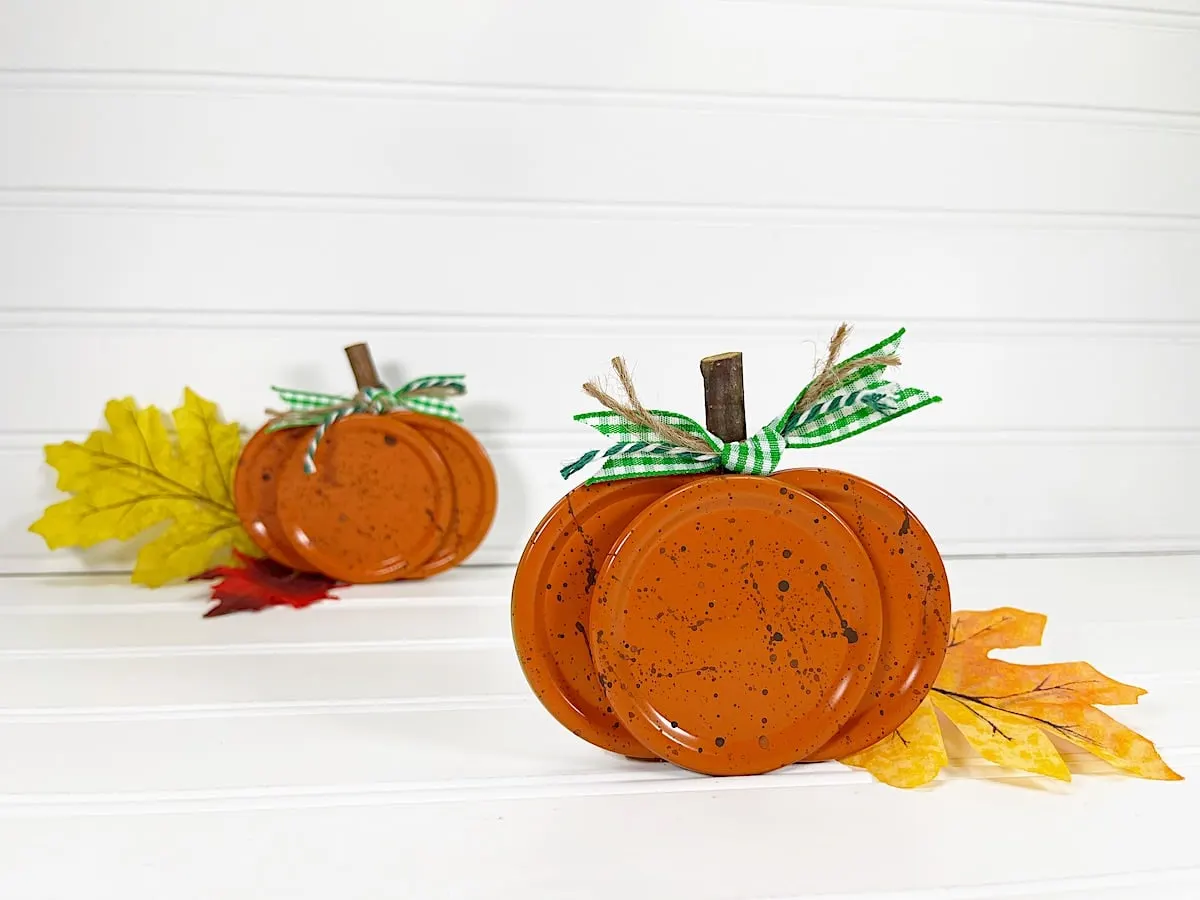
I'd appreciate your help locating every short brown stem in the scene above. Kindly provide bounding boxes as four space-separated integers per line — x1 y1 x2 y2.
700 352 747 444
345 342 384 390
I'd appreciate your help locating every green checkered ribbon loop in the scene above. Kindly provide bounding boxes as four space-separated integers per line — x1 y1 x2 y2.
559 411 786 482
266 376 465 475
561 327 940 484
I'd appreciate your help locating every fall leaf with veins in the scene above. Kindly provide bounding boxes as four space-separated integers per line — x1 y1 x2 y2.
192 550 343 617
840 607 1181 788
29 389 258 587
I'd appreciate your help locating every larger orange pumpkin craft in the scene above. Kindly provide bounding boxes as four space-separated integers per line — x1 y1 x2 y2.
233 343 497 584
512 325 950 776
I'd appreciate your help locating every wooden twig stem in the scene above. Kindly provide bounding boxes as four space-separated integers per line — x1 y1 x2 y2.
345 342 384 390
700 352 747 443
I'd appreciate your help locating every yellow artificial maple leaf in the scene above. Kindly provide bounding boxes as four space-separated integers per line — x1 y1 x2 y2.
840 607 1181 787
841 695 947 789
29 388 257 586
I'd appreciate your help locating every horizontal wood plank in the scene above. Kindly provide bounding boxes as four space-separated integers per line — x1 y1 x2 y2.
0 688 1193 797
4 778 1199 898
2 1 1198 112
0 323 1195 435
3 207 1199 321
3 89 1198 215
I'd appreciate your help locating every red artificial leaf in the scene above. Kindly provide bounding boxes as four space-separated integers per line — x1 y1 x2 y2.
191 550 343 617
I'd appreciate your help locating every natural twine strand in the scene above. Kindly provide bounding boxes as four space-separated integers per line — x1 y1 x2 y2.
786 322 901 424
583 358 714 453
582 323 901 446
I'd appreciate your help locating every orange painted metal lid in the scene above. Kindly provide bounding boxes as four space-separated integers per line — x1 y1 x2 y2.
775 468 951 760
395 414 498 579
511 476 695 759
589 474 882 776
232 424 315 572
275 414 454 583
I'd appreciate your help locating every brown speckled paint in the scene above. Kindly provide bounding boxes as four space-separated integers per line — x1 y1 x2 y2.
589 475 882 776
511 476 693 759
276 414 454 583
393 414 498 580
775 468 951 761
232 424 315 571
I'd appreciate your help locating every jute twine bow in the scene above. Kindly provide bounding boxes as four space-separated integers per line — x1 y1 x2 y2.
265 376 466 474
561 324 940 483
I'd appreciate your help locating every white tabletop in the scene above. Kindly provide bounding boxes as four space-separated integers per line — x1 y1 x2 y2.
1 555 1196 899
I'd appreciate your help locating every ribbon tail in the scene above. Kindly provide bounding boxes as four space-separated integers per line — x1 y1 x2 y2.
561 441 721 482
398 396 463 422
779 327 909 434
785 384 942 450
398 375 468 396
270 386 351 409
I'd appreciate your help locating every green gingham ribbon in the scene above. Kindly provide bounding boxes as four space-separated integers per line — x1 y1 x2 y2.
561 327 940 484
266 376 465 475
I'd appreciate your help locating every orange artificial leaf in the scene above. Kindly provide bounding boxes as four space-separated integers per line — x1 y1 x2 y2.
840 607 1181 787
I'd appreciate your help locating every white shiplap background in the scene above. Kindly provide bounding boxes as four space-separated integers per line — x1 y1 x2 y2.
2 0 1199 574
3 7 1200 898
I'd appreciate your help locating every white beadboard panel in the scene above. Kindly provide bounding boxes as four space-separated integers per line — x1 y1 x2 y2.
3 90 1200 216
0 565 516 610
6 432 1200 574
4 782 1200 899
0 706 635 797
0 620 1191 711
0 599 512 652
3 207 1200 322
2 1 1199 112
760 0 1200 17
0 645 530 711
0 685 1192 798
1 561 1196 898
0 323 1197 436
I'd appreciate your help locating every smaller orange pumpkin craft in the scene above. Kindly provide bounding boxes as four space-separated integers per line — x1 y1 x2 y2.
512 325 949 776
233 343 497 584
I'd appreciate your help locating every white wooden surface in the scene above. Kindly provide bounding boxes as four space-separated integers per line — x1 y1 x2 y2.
0 556 1196 899
2 0 1200 573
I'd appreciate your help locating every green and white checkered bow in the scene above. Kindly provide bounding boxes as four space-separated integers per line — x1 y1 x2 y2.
266 376 465 475
561 327 940 484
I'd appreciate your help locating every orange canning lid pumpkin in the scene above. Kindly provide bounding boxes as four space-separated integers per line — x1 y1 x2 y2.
275 414 454 583
511 475 694 759
232 424 316 572
774 467 951 760
589 475 883 776
514 333 945 774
